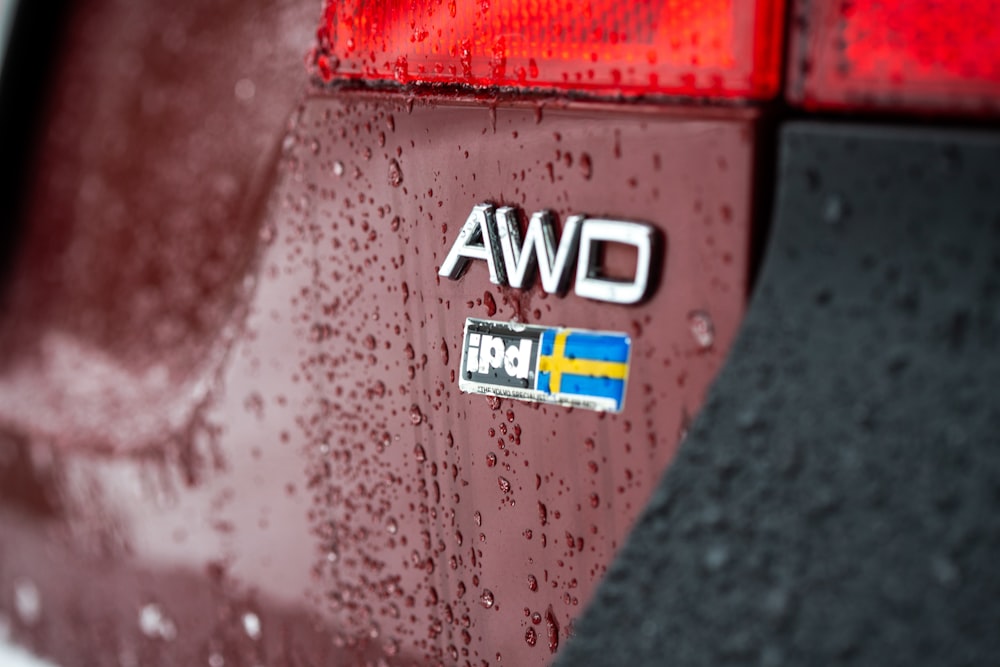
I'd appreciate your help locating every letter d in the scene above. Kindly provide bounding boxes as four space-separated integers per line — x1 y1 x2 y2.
504 339 533 379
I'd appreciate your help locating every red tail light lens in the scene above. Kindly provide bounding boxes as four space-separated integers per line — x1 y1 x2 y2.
311 0 785 99
789 0 1000 114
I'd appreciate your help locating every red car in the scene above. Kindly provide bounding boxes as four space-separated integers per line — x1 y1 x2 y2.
1 1 998 665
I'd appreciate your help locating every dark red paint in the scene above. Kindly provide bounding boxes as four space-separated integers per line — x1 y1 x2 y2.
0 1 760 665
273 93 755 664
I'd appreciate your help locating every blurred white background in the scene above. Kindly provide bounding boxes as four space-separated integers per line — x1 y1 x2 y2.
0 638 59 667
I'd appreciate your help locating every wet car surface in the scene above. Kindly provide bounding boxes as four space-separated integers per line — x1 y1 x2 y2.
1 1 999 666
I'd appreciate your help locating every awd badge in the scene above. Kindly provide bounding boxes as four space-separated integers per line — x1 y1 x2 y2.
439 204 660 305
459 318 632 413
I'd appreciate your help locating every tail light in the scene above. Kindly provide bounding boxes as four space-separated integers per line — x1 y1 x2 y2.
311 0 786 99
789 0 1000 114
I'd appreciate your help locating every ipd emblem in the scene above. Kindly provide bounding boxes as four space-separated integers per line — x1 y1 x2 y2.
459 318 632 413
466 331 536 385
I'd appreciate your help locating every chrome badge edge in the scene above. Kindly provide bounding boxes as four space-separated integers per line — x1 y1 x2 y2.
458 318 632 413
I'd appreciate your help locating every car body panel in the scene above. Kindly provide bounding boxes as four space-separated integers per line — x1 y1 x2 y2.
0 6 760 657
3 1 1000 666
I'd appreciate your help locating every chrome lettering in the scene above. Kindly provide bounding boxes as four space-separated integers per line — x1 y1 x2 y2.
440 203 659 305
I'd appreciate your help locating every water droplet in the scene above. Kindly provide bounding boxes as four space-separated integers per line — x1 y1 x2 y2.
393 56 409 83
579 153 593 180
480 589 495 608
525 627 537 647
234 78 255 102
388 159 403 187
413 444 427 462
761 587 793 620
823 194 848 224
688 310 715 349
332 160 345 176
483 291 497 316
315 54 339 81
474 511 482 526
498 476 512 494
544 606 560 653
703 545 730 572
736 408 762 432
486 452 497 467
386 518 399 534
308 322 330 343
13 580 41 626
410 405 424 425
242 612 261 640
459 39 473 78
490 37 506 81
138 603 176 640
527 575 538 592
930 554 960 586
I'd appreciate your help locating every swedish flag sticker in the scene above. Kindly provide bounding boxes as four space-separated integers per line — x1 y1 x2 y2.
459 318 632 413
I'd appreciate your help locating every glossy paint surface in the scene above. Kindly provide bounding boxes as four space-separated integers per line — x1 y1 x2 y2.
1 93 756 666
279 96 755 665
0 0 314 456
0 1 759 665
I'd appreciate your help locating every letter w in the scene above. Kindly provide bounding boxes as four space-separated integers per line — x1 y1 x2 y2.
494 208 583 294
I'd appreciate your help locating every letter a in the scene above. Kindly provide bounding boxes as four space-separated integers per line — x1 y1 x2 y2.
439 204 507 285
